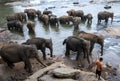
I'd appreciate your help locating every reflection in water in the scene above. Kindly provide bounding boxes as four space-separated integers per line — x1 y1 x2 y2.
50 25 60 32
86 23 92 30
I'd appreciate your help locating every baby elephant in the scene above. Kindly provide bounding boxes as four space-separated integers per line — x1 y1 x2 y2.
0 44 46 73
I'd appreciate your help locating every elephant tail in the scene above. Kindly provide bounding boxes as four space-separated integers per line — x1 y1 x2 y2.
63 39 66 45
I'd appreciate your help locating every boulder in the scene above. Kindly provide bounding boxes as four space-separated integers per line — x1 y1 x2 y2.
52 68 80 78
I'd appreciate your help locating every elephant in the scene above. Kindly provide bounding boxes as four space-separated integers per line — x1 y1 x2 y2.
63 36 90 63
78 31 104 56
22 37 53 60
0 44 46 73
6 12 26 22
84 13 93 24
7 20 23 32
72 17 81 31
16 12 27 22
43 8 52 15
36 10 42 17
27 21 35 33
24 9 37 20
97 11 114 24
59 15 73 24
67 9 84 21
49 14 59 26
38 14 49 25
6 14 17 22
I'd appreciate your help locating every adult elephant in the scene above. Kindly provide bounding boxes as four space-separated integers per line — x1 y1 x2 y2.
49 14 59 26
0 44 46 73
72 17 81 31
24 9 37 20
22 37 53 60
7 20 23 32
63 36 90 63
59 15 73 24
97 11 114 24
27 21 35 33
84 13 93 24
16 12 27 22
78 31 104 56
67 9 84 21
38 14 49 25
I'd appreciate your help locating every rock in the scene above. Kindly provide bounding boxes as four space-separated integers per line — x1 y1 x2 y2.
106 62 112 68
39 75 77 81
98 27 120 37
52 68 80 78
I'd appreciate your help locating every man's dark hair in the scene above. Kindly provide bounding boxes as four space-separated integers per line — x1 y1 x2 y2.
99 57 103 61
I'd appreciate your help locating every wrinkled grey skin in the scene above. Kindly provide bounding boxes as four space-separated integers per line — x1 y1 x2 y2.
7 20 23 32
97 11 114 24
78 31 104 56
59 15 73 24
22 37 53 60
0 44 46 73
63 36 90 63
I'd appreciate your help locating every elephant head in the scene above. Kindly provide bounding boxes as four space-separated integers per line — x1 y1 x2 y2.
108 12 114 23
95 35 104 56
66 9 75 16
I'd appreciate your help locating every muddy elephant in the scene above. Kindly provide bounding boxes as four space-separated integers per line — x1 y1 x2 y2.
0 44 46 73
22 37 53 60
63 36 90 63
24 9 37 20
38 14 49 25
72 17 81 31
59 15 73 24
49 14 59 26
67 9 84 21
84 13 93 24
97 11 114 24
78 31 104 56
7 20 23 32
27 21 35 33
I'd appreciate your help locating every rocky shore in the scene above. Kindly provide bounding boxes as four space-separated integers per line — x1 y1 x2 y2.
0 27 120 81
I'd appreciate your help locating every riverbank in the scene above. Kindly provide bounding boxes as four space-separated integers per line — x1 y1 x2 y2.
0 27 120 81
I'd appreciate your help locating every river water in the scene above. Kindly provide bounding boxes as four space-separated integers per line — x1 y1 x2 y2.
0 0 120 66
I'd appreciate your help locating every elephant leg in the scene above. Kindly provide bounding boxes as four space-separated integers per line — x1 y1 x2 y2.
65 47 70 57
24 59 32 73
105 19 108 24
76 50 81 60
41 48 46 60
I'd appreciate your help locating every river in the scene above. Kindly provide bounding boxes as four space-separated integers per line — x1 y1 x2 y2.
0 0 120 67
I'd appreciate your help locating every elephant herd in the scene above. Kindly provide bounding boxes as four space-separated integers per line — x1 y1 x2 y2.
2 8 112 73
0 31 104 73
6 8 114 34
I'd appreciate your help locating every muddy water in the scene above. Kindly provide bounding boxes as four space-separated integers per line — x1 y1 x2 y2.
0 0 120 67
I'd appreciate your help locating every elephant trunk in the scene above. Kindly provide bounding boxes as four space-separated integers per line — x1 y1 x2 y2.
36 56 47 67
101 44 104 56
